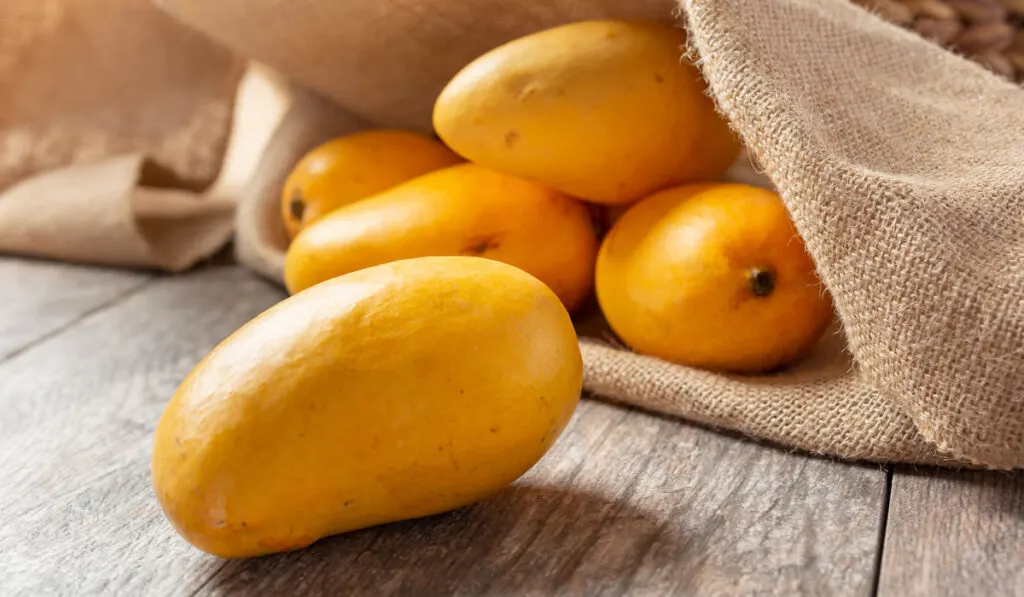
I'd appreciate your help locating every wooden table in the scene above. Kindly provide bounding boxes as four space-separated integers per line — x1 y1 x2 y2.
2 256 1021 596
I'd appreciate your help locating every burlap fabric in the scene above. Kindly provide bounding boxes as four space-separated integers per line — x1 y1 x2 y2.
0 0 362 272
669 0 1024 469
158 0 1024 470
3 0 1021 468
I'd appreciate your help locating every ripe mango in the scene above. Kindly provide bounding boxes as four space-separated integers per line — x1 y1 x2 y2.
281 130 462 238
433 20 741 205
283 163 598 312
595 183 834 373
152 257 583 559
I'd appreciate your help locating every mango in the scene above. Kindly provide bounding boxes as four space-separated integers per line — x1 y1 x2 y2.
281 129 463 238
283 163 598 312
433 19 741 205
152 256 583 559
595 183 834 373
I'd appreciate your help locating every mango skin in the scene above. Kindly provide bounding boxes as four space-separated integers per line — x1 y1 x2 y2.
283 163 599 312
433 19 741 205
151 257 583 559
595 183 834 373
281 129 463 238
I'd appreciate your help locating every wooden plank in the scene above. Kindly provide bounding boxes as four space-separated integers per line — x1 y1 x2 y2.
877 468 1024 596
202 404 887 596
0 257 149 359
0 264 888 596
0 266 286 596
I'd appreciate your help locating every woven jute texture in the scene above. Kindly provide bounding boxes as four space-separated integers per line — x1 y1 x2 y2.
161 0 1024 469
592 0 1023 469
5 0 1020 467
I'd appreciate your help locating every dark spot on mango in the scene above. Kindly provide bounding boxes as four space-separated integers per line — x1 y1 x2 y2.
490 426 500 433
462 235 502 256
289 190 305 221
654 72 664 83
505 130 520 147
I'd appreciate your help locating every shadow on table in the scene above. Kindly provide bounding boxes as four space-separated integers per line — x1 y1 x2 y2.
207 482 681 595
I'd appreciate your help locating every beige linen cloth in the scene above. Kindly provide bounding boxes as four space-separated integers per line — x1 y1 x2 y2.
0 0 361 273
3 0 1022 469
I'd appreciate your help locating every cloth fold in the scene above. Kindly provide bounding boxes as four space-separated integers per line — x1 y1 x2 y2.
0 0 362 275
0 0 242 271
0 154 232 271
3 0 1021 469
175 0 1024 469
672 0 1023 468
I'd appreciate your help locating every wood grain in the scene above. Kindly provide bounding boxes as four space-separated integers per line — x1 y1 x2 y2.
0 261 888 596
0 257 149 359
877 467 1024 596
0 266 284 596
203 403 887 597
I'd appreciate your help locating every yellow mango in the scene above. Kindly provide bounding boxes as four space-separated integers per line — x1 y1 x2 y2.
152 256 583 559
433 19 741 205
283 163 598 312
281 129 463 238
595 183 834 373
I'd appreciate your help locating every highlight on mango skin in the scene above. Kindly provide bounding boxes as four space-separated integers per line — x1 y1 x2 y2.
152 257 583 559
151 18 834 560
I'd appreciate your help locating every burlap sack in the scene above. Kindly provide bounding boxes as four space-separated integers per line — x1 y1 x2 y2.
6 0 1019 469
0 0 363 272
674 0 1024 469
155 0 1023 470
